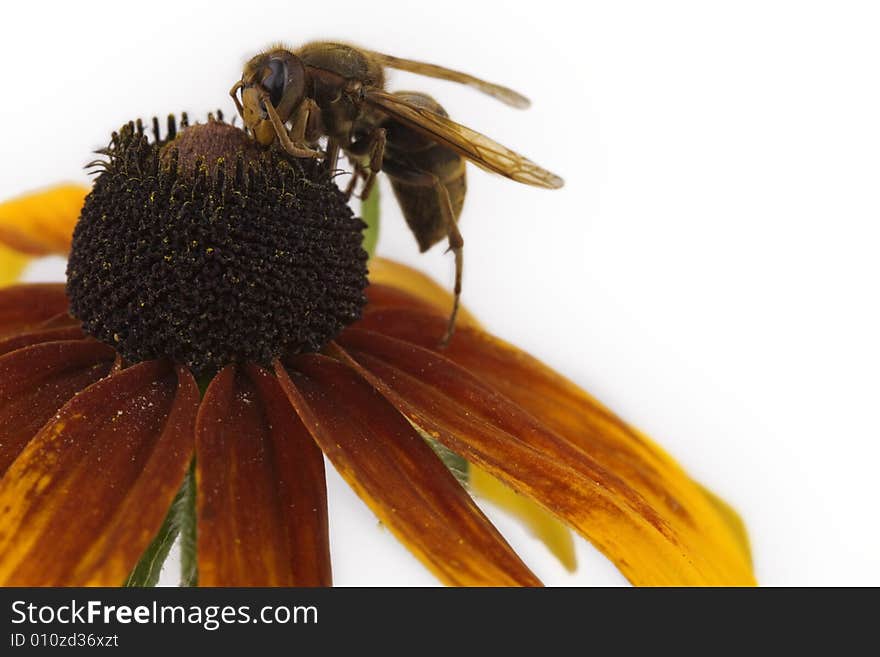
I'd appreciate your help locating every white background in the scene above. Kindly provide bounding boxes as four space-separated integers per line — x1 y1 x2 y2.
1 0 878 586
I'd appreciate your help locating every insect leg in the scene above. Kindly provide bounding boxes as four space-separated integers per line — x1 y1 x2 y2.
229 81 245 118
325 138 341 174
345 128 387 200
343 162 367 199
359 128 387 201
380 161 465 344
263 100 323 159
290 98 321 144
435 177 464 347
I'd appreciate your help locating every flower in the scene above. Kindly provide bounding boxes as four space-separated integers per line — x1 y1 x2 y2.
0 116 755 586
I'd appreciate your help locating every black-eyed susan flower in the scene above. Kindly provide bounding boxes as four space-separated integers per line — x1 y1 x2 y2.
0 115 755 587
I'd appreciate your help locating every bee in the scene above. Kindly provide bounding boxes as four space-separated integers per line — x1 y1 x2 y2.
230 41 564 343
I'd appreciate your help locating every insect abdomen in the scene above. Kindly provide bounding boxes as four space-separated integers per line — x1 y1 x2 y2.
389 166 466 252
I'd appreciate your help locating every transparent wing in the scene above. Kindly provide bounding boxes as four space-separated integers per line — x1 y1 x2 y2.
366 50 531 109
365 89 564 189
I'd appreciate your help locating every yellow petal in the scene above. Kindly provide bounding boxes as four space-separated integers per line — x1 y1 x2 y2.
470 465 577 572
0 244 30 287
0 183 88 256
696 482 752 568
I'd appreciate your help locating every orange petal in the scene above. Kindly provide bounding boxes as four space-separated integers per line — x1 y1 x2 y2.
355 307 755 579
0 360 199 586
0 184 88 256
335 328 754 586
0 340 115 476
469 467 577 572
0 283 70 337
366 283 450 318
367 257 479 327
276 354 541 587
196 365 331 586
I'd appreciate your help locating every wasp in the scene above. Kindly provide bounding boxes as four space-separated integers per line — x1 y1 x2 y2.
230 41 563 344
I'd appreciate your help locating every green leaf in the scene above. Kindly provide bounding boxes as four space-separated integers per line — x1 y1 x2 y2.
124 460 199 587
360 184 380 258
425 435 470 487
179 460 198 587
124 485 185 587
409 421 469 486
127 378 207 588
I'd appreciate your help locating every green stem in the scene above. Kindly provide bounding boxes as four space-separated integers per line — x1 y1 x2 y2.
360 184 381 258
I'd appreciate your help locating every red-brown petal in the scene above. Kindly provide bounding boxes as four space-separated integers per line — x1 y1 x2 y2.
334 329 753 585
196 365 331 586
0 326 86 357
0 340 115 476
357 308 676 502
355 307 755 576
275 354 542 587
362 294 580 571
0 244 30 288
36 313 81 330
0 284 69 336
0 361 199 586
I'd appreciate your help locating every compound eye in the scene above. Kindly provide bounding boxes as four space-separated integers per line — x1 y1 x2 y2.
263 59 288 107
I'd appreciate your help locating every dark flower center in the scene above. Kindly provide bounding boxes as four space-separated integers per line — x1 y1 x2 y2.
66 115 368 377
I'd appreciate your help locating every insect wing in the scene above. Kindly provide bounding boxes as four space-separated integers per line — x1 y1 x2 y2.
366 50 531 109
365 89 564 189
